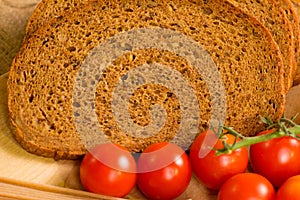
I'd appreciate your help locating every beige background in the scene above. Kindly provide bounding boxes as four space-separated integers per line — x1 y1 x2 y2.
0 0 40 75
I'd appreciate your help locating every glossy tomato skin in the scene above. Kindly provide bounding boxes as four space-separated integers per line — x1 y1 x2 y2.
80 143 137 197
218 173 275 200
189 130 249 190
137 142 192 200
250 129 300 187
276 175 300 200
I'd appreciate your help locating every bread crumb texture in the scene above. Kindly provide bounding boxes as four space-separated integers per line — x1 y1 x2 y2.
8 0 285 159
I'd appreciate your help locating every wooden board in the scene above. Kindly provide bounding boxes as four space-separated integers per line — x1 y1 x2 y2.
1 52 300 199
0 72 218 199
1 74 300 199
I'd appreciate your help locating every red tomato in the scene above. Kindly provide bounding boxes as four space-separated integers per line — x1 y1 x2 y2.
80 143 137 197
189 130 249 190
250 129 300 187
218 173 275 200
137 142 192 200
276 175 300 200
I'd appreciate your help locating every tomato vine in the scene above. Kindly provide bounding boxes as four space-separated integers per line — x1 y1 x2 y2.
215 115 300 156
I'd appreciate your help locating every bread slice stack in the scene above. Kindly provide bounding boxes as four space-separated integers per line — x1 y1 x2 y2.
8 0 287 159
291 0 300 85
228 0 297 93
276 0 300 85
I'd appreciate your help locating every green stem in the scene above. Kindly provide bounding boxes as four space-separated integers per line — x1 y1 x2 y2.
281 118 298 127
216 125 300 156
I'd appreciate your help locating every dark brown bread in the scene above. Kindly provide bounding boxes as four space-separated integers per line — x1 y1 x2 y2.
8 0 285 159
228 0 295 92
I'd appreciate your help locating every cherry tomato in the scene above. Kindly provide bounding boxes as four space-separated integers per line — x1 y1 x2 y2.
218 173 275 200
137 142 192 200
189 130 249 190
276 175 300 200
250 129 300 187
80 143 137 197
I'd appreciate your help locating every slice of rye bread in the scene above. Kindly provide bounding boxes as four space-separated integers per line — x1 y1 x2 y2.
25 0 300 92
25 0 300 88
25 0 89 39
227 0 295 92
275 0 300 86
25 0 298 89
8 0 285 159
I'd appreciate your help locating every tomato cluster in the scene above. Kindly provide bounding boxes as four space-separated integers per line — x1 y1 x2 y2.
190 129 300 200
79 126 300 199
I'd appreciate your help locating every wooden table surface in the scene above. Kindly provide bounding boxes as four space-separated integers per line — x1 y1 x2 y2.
1 71 300 200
